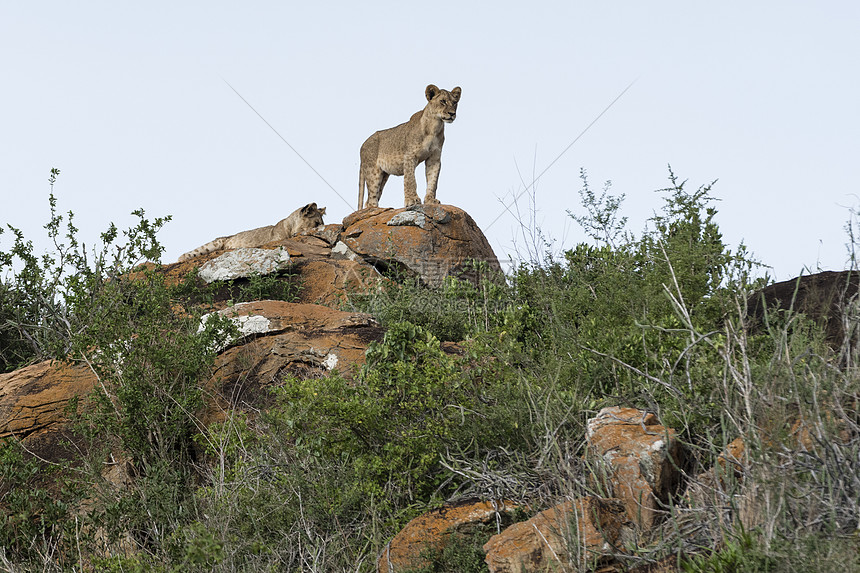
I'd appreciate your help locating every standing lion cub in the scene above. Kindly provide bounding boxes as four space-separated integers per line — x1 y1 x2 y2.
358 84 461 210
177 203 326 262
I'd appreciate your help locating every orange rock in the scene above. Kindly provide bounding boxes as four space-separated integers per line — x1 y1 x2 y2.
0 360 97 461
378 500 518 573
161 204 500 308
292 258 384 306
586 407 660 432
203 301 383 424
341 204 501 287
204 300 378 339
483 497 632 572
586 407 687 529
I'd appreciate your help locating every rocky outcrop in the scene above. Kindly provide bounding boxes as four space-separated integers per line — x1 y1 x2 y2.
342 204 501 287
203 301 382 423
378 407 689 571
166 204 501 306
201 300 378 349
748 270 860 349
0 303 383 459
0 360 97 462
377 500 519 573
195 247 292 283
483 497 633 573
586 407 687 529
292 258 377 307
162 224 378 307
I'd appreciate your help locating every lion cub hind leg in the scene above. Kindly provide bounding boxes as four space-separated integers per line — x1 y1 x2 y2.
359 133 387 209
370 172 390 208
365 169 389 209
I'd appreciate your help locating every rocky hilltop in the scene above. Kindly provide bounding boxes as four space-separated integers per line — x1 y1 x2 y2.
1 201 857 572
1 203 499 461
164 203 501 303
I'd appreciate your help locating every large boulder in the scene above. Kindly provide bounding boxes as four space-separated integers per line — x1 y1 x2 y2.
164 204 500 306
377 500 519 573
0 360 97 462
0 302 383 458
586 407 688 529
195 247 292 283
203 301 383 423
748 270 860 349
341 204 502 287
291 258 380 306
483 497 633 572
162 223 379 308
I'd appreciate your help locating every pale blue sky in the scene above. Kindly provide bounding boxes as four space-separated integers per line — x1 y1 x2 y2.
2 2 858 280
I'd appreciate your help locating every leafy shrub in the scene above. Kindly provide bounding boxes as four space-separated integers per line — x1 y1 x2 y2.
504 169 761 432
0 170 233 566
3 165 857 571
348 262 511 343
405 531 493 573
273 321 470 504
0 440 79 566
67 258 233 557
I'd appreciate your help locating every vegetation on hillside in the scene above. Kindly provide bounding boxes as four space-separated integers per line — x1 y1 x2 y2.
0 168 857 571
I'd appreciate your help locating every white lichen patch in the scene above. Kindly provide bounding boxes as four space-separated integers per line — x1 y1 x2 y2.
198 306 274 352
331 240 359 261
233 314 272 337
198 248 291 283
386 211 426 228
322 353 339 371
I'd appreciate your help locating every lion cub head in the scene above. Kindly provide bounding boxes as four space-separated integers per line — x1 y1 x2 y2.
425 84 461 124
297 202 326 230
300 202 326 223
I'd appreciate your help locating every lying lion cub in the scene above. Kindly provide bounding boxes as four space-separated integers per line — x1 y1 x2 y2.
177 202 326 262
358 84 461 210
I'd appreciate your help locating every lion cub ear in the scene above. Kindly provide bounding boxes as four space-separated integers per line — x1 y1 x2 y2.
319 207 326 215
425 84 440 101
451 87 462 102
302 203 316 215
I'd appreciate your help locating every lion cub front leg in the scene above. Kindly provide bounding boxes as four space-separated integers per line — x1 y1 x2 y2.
423 151 442 205
402 155 422 207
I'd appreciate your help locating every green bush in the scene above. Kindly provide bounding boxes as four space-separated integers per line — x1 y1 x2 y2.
66 259 233 558
504 169 761 432
0 170 234 566
405 530 493 573
348 262 511 343
2 166 857 571
273 321 472 504
0 440 79 566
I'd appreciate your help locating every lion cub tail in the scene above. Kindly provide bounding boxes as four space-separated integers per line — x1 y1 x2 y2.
358 169 365 211
177 237 226 263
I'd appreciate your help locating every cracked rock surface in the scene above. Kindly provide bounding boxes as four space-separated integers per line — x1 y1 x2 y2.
341 204 501 287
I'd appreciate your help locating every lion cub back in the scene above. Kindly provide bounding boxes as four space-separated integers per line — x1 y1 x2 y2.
177 203 326 262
